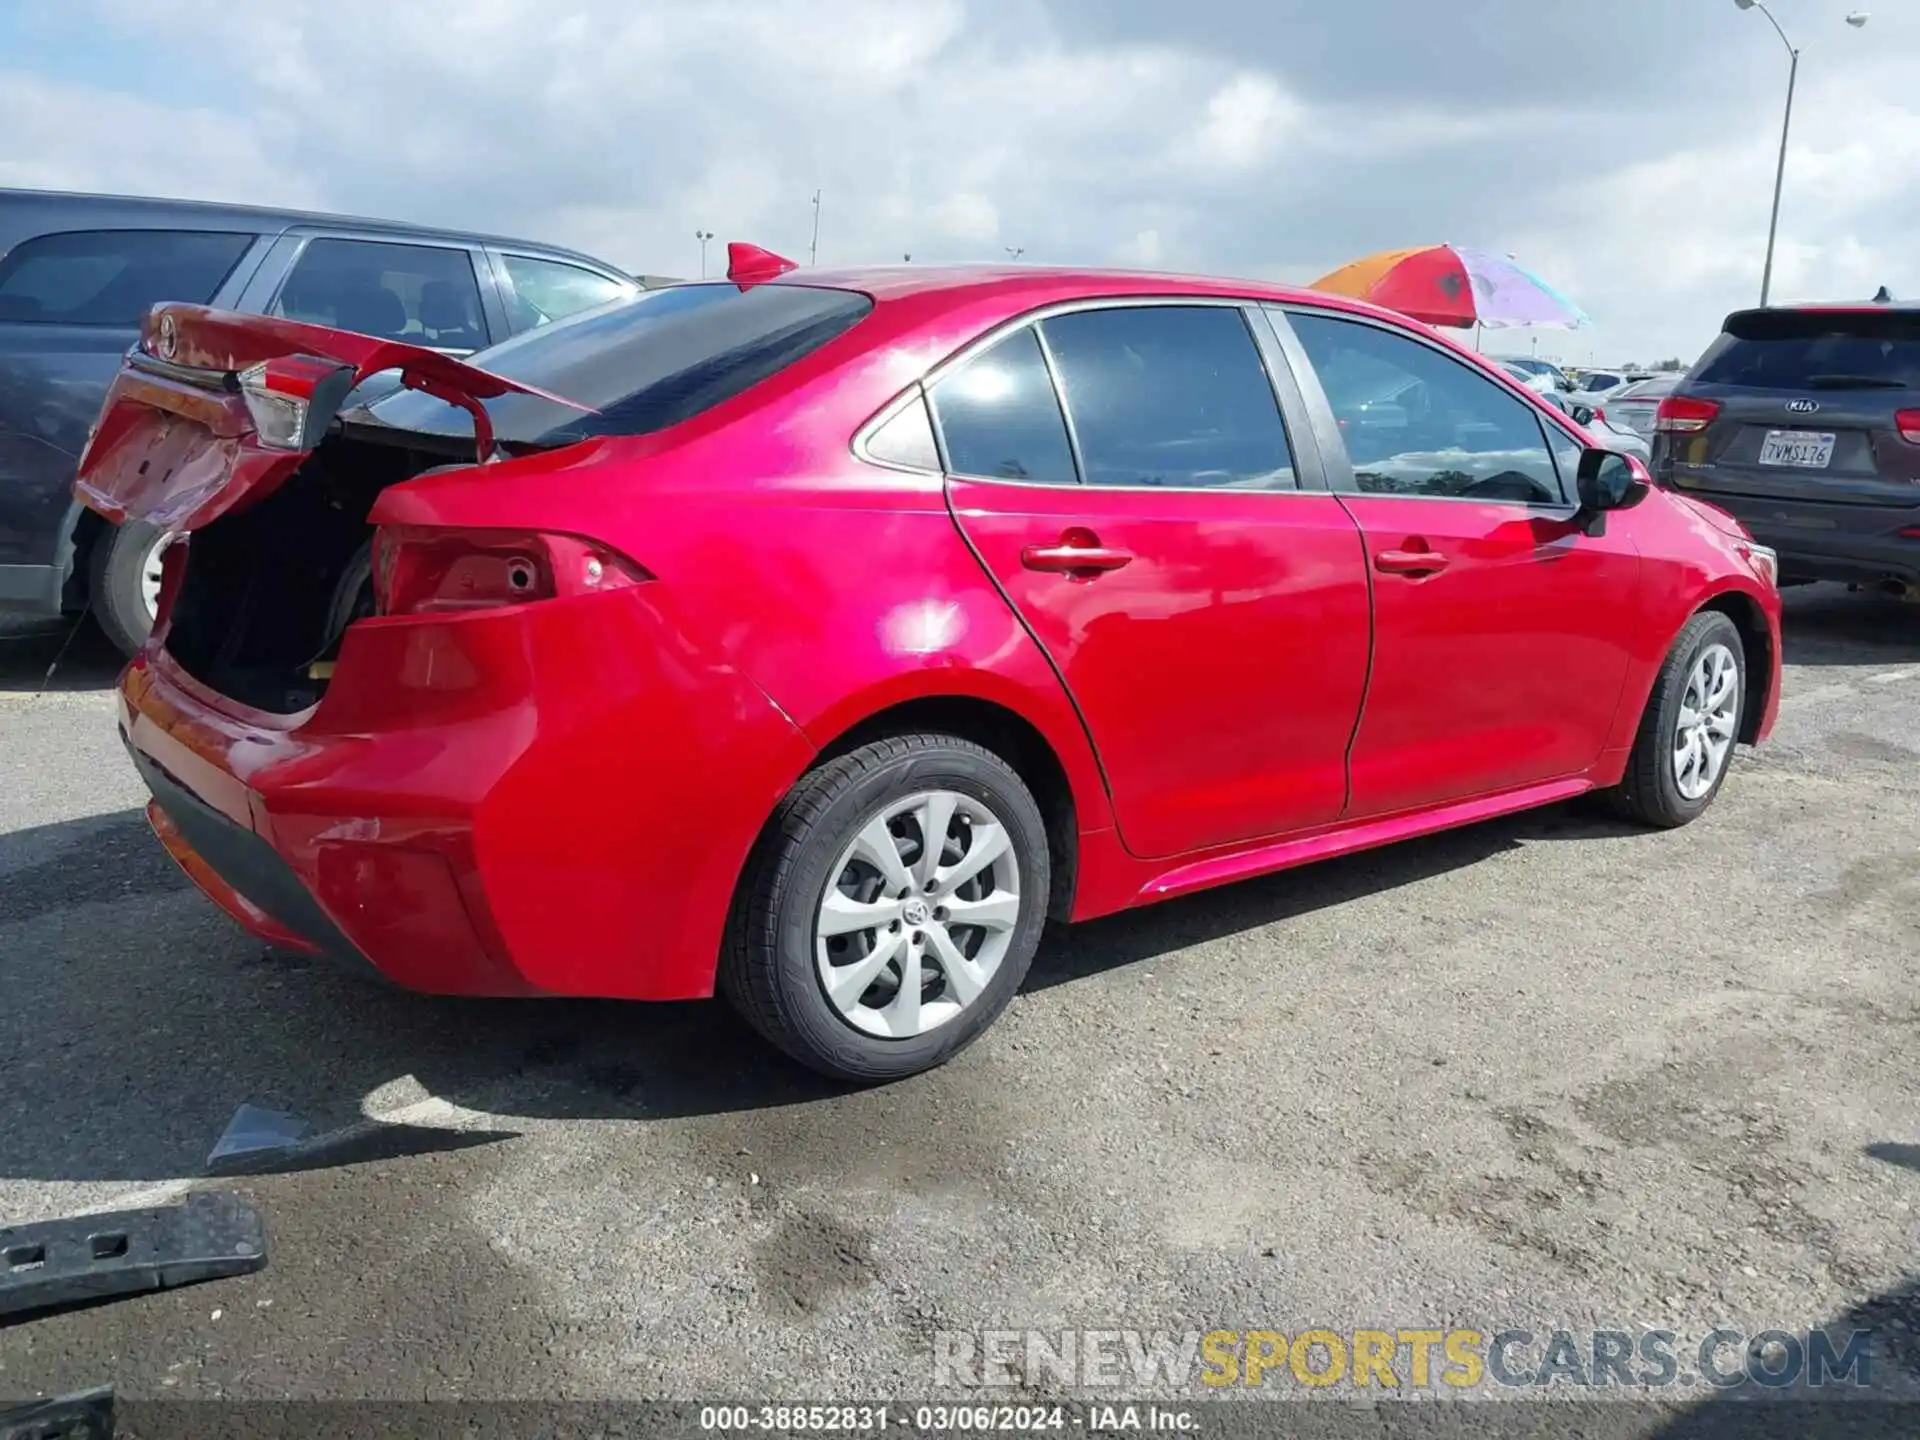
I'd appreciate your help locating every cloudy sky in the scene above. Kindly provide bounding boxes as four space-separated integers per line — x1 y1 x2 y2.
2 0 1912 365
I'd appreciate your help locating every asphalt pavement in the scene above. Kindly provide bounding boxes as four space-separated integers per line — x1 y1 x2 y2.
0 590 1916 1427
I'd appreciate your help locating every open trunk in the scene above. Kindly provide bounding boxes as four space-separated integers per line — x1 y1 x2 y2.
75 304 579 712
163 425 475 712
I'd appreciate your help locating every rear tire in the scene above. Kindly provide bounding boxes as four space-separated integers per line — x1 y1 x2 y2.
89 520 168 658
1605 610 1746 828
721 734 1049 1083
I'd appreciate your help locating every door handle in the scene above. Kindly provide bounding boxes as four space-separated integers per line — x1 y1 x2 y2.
1022 530 1133 576
1373 548 1449 577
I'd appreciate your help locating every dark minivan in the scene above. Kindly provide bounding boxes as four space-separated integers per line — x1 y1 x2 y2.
1653 304 1920 591
0 189 643 652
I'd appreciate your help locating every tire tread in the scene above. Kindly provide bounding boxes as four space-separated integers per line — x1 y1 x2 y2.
720 733 1043 1081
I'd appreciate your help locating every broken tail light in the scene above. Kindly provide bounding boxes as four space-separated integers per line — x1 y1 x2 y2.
371 527 650 617
237 356 358 451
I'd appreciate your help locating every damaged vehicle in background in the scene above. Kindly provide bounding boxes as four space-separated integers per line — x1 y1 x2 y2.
81 248 1780 1083
0 188 640 653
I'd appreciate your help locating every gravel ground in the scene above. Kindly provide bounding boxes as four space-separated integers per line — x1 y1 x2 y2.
0 590 1916 1429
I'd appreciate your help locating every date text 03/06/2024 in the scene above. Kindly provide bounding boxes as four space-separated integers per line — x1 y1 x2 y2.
698 1404 1194 1433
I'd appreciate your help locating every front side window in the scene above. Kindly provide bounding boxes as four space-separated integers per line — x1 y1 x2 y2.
273 238 486 348
928 326 1077 484
1287 310 1566 506
0 229 253 326
1039 305 1296 490
501 254 634 331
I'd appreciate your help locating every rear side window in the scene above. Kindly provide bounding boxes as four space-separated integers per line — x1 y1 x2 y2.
363 281 873 446
501 254 633 331
1039 306 1296 490
0 229 253 325
1693 309 1920 389
929 327 1077 484
273 238 486 349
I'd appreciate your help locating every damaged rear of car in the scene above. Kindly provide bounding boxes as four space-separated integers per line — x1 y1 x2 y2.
83 285 871 998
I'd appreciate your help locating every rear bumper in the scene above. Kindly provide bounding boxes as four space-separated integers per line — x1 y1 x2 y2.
118 587 817 1000
1667 484 1920 584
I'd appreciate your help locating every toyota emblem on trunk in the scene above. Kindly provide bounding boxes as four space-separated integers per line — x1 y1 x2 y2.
1786 399 1819 413
156 312 178 361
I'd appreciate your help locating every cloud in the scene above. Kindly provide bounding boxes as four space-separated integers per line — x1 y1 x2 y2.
3 0 1916 365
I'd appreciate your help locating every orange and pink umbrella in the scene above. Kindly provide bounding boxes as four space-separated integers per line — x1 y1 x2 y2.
1311 245 1590 331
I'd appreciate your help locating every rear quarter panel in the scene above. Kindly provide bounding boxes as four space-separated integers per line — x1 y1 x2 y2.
369 300 1119 856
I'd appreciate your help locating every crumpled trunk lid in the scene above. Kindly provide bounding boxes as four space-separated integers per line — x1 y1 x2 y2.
74 303 578 532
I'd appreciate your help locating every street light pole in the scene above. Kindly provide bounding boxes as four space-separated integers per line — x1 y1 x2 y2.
809 190 821 266
1759 45 1797 308
695 229 714 279
1734 1 1869 307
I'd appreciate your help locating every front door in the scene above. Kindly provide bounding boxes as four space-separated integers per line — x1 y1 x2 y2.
933 304 1373 860
1279 306 1641 818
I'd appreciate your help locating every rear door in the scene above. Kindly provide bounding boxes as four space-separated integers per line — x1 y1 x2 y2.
1662 308 1920 508
936 301 1372 861
1276 305 1640 818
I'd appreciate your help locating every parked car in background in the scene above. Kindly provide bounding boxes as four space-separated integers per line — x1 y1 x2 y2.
1653 303 1920 591
1540 390 1653 464
83 256 1779 1082
0 188 640 653
1606 374 1681 440
1496 356 1570 392
1498 360 1561 397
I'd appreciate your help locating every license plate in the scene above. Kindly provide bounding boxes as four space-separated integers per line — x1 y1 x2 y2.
1758 430 1835 468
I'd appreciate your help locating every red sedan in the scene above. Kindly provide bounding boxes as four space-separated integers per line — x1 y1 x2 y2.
78 247 1782 1082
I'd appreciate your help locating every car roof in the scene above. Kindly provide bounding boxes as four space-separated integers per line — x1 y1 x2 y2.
1723 301 1920 327
778 261 1422 324
0 186 625 274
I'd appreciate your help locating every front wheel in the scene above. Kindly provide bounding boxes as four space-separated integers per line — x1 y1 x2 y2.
721 734 1050 1083
1605 610 1746 828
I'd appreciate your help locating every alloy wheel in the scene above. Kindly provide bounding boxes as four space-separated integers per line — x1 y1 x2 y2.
814 789 1022 1039
138 533 168 621
1673 642 1739 801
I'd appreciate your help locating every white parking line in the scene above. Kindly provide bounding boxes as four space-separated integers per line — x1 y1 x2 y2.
1869 668 1919 685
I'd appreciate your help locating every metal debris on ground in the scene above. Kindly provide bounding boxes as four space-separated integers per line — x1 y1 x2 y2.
0 1193 265 1319
0 1386 114 1440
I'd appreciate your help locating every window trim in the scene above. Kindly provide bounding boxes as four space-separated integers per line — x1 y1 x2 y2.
1274 303 1583 513
854 383 943 476
853 294 1325 497
0 226 258 328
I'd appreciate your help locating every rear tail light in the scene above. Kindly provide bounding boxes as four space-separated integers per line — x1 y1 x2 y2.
371 527 650 617
1655 396 1721 434
238 355 357 450
1899 526 1920 539
1590 407 1606 423
1896 408 1920 444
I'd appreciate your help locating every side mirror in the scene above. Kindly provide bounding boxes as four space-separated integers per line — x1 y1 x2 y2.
1573 448 1649 536
1570 403 1595 427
